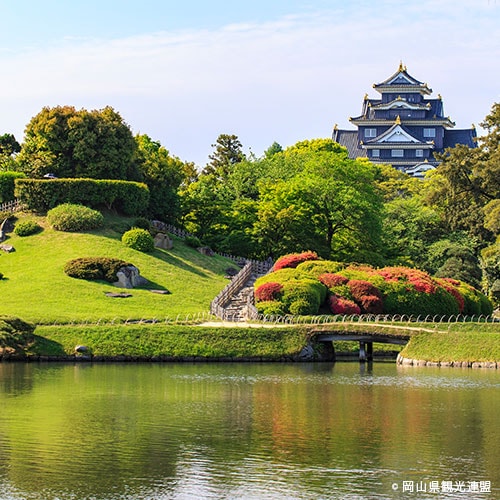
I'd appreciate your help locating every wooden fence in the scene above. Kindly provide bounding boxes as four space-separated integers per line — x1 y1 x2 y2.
0 199 23 213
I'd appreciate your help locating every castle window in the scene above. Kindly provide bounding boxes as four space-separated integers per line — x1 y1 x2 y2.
416 149 423 157
365 128 377 138
372 149 380 158
423 128 436 138
391 149 404 157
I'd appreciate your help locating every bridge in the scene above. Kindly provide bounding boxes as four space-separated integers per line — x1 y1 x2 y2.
310 329 411 362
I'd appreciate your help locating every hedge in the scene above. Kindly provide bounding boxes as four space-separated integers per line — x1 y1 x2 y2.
14 178 149 215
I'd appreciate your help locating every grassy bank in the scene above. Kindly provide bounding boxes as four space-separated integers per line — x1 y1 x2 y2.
399 327 500 363
0 212 233 323
27 324 309 360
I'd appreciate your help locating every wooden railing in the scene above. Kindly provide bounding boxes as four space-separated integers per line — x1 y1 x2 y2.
0 199 23 213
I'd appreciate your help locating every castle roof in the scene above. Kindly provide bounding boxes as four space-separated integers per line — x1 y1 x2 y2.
373 62 432 95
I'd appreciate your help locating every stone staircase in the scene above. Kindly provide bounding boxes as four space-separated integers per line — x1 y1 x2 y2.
221 273 260 321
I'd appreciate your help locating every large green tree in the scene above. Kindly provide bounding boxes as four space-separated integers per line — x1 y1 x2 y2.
0 133 21 171
202 134 245 179
16 105 138 180
134 134 190 222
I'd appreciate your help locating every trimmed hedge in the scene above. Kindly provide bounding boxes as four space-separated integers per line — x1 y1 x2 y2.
47 204 104 232
64 257 133 282
14 178 149 215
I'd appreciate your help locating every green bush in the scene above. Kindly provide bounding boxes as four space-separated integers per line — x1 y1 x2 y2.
47 204 104 232
15 178 149 215
0 171 26 203
13 220 42 237
64 257 132 282
289 298 316 316
122 228 155 253
296 260 346 277
281 280 327 315
256 301 287 316
132 217 151 231
185 235 202 248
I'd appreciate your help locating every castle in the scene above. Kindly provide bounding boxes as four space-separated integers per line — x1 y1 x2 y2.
332 63 476 177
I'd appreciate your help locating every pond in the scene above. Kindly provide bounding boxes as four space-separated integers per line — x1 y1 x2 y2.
0 362 498 499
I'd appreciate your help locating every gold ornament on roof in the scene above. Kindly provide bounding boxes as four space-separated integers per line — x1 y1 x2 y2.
395 115 401 125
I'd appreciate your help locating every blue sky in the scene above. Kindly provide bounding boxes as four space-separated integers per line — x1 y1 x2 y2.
0 0 499 167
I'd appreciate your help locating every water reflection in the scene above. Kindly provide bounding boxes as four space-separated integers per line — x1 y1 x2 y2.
0 362 498 499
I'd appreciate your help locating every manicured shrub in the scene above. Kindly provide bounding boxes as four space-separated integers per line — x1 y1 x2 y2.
64 257 132 282
47 203 104 232
256 301 286 316
255 282 284 302
328 296 361 315
255 268 313 289
358 295 384 314
185 235 202 248
133 217 151 231
436 278 465 313
122 228 155 253
289 298 316 316
296 260 346 276
15 178 149 215
318 273 349 288
273 251 318 271
281 279 327 315
348 279 383 301
13 220 42 237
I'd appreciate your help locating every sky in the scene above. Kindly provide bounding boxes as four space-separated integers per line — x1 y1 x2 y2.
0 0 499 167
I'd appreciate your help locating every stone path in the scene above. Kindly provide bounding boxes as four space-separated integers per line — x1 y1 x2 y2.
221 273 259 321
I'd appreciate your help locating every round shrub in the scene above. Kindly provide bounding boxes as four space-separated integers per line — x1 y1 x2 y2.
122 228 155 252
47 203 104 232
296 260 346 277
185 235 202 248
14 220 42 237
289 299 316 316
132 217 151 231
255 282 284 302
318 273 349 288
328 296 361 315
64 257 133 282
273 251 318 271
281 279 327 315
256 301 286 317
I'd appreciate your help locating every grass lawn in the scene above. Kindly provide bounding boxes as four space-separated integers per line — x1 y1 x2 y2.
0 212 235 323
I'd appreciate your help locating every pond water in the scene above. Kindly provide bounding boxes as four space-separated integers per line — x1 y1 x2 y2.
0 362 498 499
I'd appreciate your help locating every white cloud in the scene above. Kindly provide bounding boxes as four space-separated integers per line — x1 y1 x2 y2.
0 1 498 165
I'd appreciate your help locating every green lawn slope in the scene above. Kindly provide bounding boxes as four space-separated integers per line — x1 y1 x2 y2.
0 213 234 323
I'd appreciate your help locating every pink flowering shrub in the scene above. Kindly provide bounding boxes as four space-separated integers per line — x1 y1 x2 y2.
273 251 319 271
358 295 384 314
328 296 361 315
255 282 284 302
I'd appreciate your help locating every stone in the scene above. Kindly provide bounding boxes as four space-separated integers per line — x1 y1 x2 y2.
150 289 171 294
113 265 148 289
154 232 173 250
0 244 15 253
197 246 215 256
105 292 133 298
75 345 89 353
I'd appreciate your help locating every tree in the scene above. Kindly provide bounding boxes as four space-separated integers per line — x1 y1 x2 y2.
0 133 21 171
16 105 138 180
135 134 187 222
253 141 384 262
203 134 244 179
264 141 283 158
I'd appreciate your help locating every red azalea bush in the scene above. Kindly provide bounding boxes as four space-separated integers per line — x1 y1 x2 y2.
328 295 361 315
254 255 493 317
255 282 284 302
436 278 465 313
358 295 384 314
273 251 318 271
348 279 383 301
318 273 349 288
